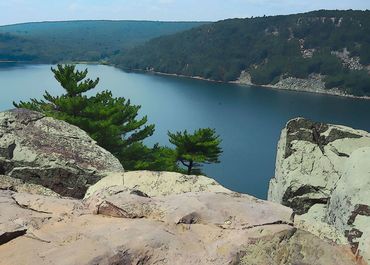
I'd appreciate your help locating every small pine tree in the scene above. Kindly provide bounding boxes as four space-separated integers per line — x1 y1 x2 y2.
14 64 155 168
168 128 222 175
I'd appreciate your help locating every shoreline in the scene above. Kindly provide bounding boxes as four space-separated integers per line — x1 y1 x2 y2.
0 60 25 63
126 68 370 101
4 60 370 100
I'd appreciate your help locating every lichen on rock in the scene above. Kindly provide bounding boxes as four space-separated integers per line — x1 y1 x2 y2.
268 117 370 263
0 109 123 198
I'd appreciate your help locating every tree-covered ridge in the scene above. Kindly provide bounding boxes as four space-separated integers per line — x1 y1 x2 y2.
118 10 370 96
0 20 206 63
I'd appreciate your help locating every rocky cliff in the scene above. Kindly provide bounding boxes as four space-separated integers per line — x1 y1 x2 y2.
0 109 366 264
268 117 370 263
0 109 123 198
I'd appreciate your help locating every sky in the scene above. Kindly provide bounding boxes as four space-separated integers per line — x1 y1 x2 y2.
0 0 369 26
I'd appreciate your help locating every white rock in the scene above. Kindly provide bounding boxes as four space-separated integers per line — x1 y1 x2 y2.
268 118 370 263
85 170 232 198
327 147 370 261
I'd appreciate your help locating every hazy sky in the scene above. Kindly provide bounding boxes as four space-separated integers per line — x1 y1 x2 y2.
0 0 369 25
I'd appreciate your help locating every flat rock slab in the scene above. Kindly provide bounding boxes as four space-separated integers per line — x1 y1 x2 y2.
0 189 362 265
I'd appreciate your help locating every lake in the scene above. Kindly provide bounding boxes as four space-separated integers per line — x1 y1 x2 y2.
2 63 370 199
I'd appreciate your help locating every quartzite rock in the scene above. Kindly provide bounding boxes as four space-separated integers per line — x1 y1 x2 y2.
84 170 231 198
0 109 123 198
0 188 362 265
268 117 370 263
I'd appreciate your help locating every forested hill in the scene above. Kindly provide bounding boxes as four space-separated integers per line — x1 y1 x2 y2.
0 20 206 63
118 10 370 96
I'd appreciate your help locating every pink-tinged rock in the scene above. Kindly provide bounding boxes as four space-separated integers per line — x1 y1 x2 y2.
0 189 363 265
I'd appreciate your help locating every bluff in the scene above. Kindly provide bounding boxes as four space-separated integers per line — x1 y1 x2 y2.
268 117 370 263
119 10 370 97
0 109 366 264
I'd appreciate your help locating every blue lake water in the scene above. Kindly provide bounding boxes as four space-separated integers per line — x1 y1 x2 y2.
2 63 370 199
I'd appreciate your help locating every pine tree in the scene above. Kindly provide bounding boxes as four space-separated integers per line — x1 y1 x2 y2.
14 64 155 168
168 128 222 174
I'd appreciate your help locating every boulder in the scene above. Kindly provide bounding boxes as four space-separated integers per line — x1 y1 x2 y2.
237 229 365 265
0 109 123 198
84 170 231 198
268 117 370 262
327 147 370 262
0 188 362 265
0 175 60 197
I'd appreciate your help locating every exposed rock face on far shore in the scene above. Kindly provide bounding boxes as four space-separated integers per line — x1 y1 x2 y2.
268 117 370 263
0 109 123 198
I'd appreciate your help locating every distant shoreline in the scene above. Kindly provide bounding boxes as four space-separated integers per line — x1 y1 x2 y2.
123 67 370 101
0 60 22 63
4 60 370 100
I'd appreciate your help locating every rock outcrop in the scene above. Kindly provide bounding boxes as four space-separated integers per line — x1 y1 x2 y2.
0 188 364 265
0 109 123 198
0 110 366 264
85 170 231 198
268 117 370 263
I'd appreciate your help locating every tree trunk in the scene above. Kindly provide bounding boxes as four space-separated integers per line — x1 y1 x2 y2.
187 160 193 175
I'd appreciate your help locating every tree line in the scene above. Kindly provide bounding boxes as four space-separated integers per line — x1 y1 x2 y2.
118 10 370 96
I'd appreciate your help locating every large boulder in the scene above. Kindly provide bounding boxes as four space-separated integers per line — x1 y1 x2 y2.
84 170 231 198
268 117 370 262
327 147 370 262
0 109 123 198
0 188 363 265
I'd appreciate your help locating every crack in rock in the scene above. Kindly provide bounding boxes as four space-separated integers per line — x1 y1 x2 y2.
11 195 52 214
0 229 27 245
242 220 294 230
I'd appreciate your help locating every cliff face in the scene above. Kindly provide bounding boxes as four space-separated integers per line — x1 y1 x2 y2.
0 110 366 264
268 117 370 263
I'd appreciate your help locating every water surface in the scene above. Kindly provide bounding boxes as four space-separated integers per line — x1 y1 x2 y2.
2 63 370 198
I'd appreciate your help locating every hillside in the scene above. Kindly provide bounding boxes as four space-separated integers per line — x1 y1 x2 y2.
0 20 206 63
118 10 370 97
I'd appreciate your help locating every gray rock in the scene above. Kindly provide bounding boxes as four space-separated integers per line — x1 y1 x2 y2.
238 228 364 265
326 147 370 262
0 109 123 198
268 117 370 263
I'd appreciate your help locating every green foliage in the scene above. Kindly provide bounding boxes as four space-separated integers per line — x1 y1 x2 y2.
14 64 159 170
120 10 370 96
0 21 206 63
325 70 370 96
168 128 222 175
119 143 182 172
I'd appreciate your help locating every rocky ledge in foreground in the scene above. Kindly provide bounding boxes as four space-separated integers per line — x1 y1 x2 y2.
0 109 123 198
0 186 363 265
269 117 370 263
0 109 366 264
